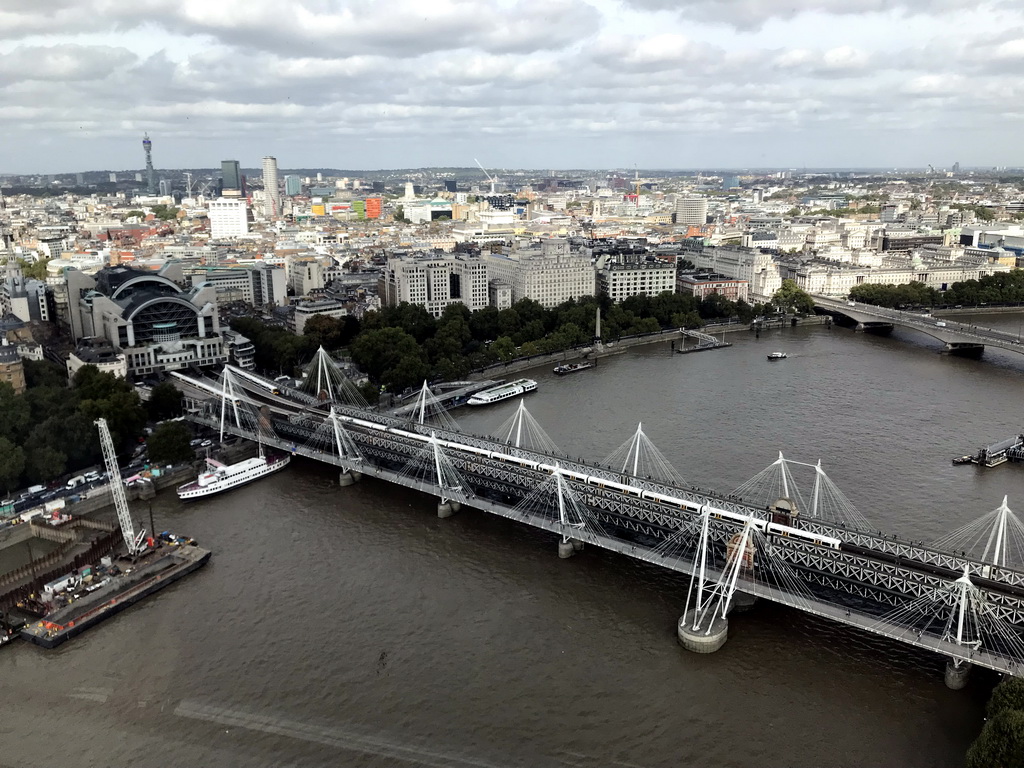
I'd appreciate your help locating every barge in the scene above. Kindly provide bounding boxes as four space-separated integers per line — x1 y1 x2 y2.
20 538 210 649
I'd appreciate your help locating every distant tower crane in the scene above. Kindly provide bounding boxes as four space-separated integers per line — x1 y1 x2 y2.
95 417 147 556
474 158 499 194
143 133 156 195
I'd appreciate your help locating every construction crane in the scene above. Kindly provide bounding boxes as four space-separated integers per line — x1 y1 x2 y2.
474 158 499 195
95 418 147 556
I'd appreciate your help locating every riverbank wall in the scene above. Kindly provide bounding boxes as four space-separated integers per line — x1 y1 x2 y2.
467 315 830 380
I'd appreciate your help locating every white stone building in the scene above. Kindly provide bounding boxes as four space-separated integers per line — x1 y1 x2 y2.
208 198 249 239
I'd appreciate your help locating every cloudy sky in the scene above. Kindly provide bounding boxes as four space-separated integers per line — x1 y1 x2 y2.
1 0 1022 174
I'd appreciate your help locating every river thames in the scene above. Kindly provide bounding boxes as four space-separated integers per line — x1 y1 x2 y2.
6 316 1024 767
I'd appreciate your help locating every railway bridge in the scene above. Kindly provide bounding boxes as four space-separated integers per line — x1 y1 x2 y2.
177 356 1024 688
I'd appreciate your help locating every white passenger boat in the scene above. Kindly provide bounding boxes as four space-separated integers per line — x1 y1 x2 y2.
177 450 290 500
467 379 538 406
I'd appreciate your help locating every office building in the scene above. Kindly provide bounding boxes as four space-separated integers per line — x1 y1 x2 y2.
208 198 250 239
0 340 25 394
190 263 287 308
382 252 489 316
674 196 708 226
598 258 677 303
482 239 595 308
285 175 302 196
262 156 280 218
677 273 749 302
221 160 242 193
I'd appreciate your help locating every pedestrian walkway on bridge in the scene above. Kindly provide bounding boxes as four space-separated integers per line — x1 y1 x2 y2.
182 362 1024 688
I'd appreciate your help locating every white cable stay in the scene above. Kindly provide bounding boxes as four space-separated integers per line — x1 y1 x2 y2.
732 452 872 531
602 422 687 486
932 496 1024 570
491 399 560 455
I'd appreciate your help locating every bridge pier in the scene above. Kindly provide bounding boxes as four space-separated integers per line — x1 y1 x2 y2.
943 342 985 358
729 591 757 613
855 322 894 335
557 538 585 559
337 470 363 486
437 500 461 518
677 609 728 653
944 660 972 690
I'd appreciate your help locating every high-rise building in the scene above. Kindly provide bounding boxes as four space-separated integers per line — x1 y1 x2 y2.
109 173 117 183
158 179 172 196
365 198 383 219
262 156 280 218
284 175 302 196
221 160 242 192
208 198 250 239
444 180 458 193
674 196 708 226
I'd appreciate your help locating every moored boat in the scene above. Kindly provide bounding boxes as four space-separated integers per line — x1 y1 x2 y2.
467 379 537 406
553 361 594 376
177 451 290 500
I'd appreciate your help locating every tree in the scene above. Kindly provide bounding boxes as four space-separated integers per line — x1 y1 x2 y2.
24 444 66 485
23 359 66 389
350 327 429 390
772 279 816 314
147 422 195 465
17 258 49 280
967 709 1024 768
393 205 409 223
0 437 25 494
491 336 516 362
147 381 183 421
303 314 345 350
989 677 1024 720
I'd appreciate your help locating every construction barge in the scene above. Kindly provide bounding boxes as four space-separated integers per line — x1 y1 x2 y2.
19 536 210 649
4 417 211 650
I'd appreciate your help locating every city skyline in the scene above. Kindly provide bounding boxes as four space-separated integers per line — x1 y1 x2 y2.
1 0 1023 173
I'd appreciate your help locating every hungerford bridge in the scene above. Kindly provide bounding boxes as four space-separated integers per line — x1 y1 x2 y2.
176 352 1024 689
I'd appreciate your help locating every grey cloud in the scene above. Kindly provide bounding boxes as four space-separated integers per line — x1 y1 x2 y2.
0 44 137 85
622 0 975 30
0 0 600 56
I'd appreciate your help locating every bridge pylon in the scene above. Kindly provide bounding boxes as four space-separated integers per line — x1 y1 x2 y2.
602 422 687 487
510 462 603 558
678 511 755 653
304 407 365 485
411 380 459 431
493 399 560 454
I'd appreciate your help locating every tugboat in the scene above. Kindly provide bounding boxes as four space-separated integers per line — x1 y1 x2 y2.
553 361 594 376
767 352 788 360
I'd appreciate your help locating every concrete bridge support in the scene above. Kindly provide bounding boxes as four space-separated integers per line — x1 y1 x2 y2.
557 538 585 559
943 342 985 358
337 470 363 487
677 609 728 653
437 500 461 518
944 659 972 690
729 591 758 613
855 322 894 335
